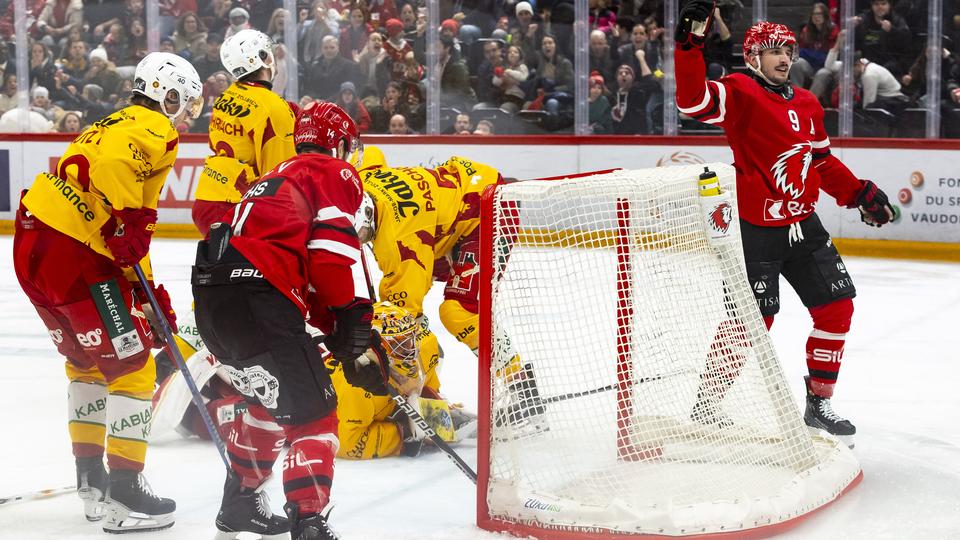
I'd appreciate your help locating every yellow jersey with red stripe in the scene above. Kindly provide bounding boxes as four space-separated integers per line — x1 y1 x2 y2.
22 105 178 263
195 81 295 204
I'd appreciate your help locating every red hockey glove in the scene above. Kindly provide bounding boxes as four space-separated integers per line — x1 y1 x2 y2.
102 207 157 267
855 180 898 227
675 0 715 49
132 280 177 345
340 332 390 395
325 297 374 362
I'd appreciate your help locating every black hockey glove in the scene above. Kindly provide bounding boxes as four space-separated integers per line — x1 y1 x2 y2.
855 180 898 227
340 332 390 396
325 297 374 362
675 0 715 49
388 403 425 457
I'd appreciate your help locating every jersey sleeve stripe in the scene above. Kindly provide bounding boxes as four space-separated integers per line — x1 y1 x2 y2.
315 206 355 225
701 81 727 125
351 259 370 300
812 138 830 149
306 239 361 262
676 81 714 114
313 222 358 236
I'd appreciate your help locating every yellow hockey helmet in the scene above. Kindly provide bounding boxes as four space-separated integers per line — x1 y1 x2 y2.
372 301 421 384
351 144 387 172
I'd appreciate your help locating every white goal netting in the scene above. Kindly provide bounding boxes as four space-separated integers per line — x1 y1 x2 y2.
480 164 860 538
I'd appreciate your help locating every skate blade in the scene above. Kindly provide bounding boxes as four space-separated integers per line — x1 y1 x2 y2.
214 530 290 540
78 487 106 522
806 425 855 449
103 504 175 534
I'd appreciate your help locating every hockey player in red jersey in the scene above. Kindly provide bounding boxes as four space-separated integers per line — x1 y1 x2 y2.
675 1 897 446
192 101 386 540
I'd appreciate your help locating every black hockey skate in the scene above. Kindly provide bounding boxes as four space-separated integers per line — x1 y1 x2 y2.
103 469 176 534
803 376 856 448
76 456 108 522
285 502 339 540
215 473 289 540
494 363 548 436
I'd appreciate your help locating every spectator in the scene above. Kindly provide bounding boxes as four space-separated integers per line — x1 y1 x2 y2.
299 0 337 65
494 44 529 113
83 47 121 98
124 18 149 66
944 59 960 136
388 112 412 134
273 43 293 97
588 0 617 34
476 39 505 104
610 64 647 134
534 34 574 94
201 0 233 38
29 42 57 91
304 36 360 100
0 73 18 114
158 0 199 40
853 54 908 111
854 0 912 78
80 83 112 122
340 7 373 61
35 0 83 51
356 31 389 97
439 36 475 109
30 86 63 122
509 1 540 68
172 11 208 60
368 80 408 132
400 3 417 35
100 23 130 64
440 18 461 61
473 118 494 135
58 39 89 82
618 21 661 83
159 36 177 53
266 8 288 44
791 3 838 90
401 82 426 132
902 47 957 108
383 18 415 83
588 71 612 134
365 0 398 31
335 81 372 133
224 7 251 40
610 16 635 51
443 112 472 134
0 42 10 82
93 0 145 40
57 109 81 132
589 29 616 86
193 33 224 81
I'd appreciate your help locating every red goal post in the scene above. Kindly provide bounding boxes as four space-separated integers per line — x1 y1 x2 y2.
476 164 862 539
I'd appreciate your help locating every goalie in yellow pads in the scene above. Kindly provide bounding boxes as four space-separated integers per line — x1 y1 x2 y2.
331 302 476 459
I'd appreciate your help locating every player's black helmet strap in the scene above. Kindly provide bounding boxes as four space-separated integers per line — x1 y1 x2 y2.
751 73 794 100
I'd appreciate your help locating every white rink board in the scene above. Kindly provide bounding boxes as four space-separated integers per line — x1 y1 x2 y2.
1 139 958 244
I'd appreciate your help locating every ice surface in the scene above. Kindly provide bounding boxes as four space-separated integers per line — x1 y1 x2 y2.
1 237 958 539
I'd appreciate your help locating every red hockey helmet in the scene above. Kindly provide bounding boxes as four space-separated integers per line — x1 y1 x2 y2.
742 21 798 61
294 100 362 158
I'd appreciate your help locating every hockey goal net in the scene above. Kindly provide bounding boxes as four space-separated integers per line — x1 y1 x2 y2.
477 164 861 539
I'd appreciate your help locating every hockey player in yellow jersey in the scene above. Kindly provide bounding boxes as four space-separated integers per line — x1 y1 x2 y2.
13 52 202 533
354 147 547 432
353 147 500 353
330 302 476 459
193 29 296 235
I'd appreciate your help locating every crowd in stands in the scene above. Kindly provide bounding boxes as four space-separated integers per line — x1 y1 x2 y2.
0 0 956 136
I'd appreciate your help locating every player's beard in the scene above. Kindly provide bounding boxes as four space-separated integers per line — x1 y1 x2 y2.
763 61 792 86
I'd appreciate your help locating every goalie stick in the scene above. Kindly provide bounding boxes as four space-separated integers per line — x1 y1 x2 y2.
0 486 75 506
134 264 230 470
390 389 478 484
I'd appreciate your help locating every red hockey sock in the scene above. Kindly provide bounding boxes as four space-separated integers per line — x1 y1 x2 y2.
763 315 774 330
227 404 285 489
701 319 748 397
806 299 854 398
281 413 339 514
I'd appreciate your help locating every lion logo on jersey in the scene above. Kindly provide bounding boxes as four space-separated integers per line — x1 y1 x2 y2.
709 202 733 234
771 142 813 199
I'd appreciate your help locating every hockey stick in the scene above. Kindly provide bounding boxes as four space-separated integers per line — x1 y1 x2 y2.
390 389 478 484
0 486 75 506
541 369 690 405
133 264 230 470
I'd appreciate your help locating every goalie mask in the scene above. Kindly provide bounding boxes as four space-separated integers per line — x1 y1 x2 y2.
370 301 423 395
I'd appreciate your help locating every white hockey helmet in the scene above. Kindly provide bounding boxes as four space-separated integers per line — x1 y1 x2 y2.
221 29 276 82
133 52 203 122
